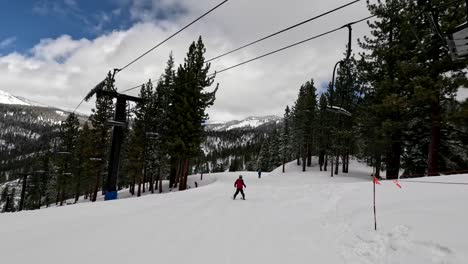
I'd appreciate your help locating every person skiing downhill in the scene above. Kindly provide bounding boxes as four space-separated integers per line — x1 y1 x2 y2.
233 175 246 200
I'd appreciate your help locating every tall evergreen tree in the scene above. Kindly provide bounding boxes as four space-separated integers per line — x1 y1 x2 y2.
150 54 175 193
291 80 317 171
358 0 417 179
358 0 468 178
74 122 93 202
56 113 79 205
280 106 291 173
168 36 217 191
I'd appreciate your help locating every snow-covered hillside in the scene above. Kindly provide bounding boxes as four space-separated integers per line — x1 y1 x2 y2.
0 90 30 106
0 89 48 107
206 115 281 131
1 160 467 263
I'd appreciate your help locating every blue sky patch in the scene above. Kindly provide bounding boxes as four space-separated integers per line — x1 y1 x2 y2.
0 0 185 54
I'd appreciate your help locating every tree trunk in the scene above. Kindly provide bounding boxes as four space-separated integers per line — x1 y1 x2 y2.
324 154 328 171
178 160 183 190
427 102 441 176
130 173 135 195
60 188 65 206
74 174 81 203
307 144 312 167
154 166 161 193
302 148 306 172
345 153 349 173
142 165 147 193
334 154 339 175
181 159 188 189
282 155 285 173
55 185 60 205
319 151 324 171
330 158 333 177
92 169 100 202
169 157 177 188
375 154 381 178
137 173 142 197
174 159 182 189
101 173 105 195
159 178 163 193
4 196 10 212
342 153 347 173
179 159 190 191
149 172 154 194
385 132 401 180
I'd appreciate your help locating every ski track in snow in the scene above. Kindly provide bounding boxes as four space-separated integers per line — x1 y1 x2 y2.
0 159 467 264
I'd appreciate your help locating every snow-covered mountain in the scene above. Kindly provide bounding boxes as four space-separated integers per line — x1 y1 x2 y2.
0 90 46 107
0 91 88 181
0 90 30 106
206 115 282 131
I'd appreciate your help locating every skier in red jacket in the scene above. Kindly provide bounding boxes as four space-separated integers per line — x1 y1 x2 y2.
233 175 246 200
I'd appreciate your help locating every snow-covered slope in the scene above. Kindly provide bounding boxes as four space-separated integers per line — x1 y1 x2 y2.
1 160 467 263
206 115 281 131
0 90 30 106
0 89 47 107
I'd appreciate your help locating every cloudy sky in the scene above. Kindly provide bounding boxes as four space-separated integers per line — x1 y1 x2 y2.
4 0 462 122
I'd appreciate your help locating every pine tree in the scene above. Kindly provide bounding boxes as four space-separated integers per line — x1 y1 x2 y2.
268 129 281 171
358 0 468 178
55 113 80 205
409 0 468 175
126 80 154 197
24 158 44 210
257 140 270 172
290 80 317 172
168 36 217 191
149 54 175 193
74 122 93 202
280 106 291 173
358 0 416 179
317 94 329 171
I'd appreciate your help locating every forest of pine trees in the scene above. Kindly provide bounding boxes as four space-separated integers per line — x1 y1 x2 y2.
277 0 468 179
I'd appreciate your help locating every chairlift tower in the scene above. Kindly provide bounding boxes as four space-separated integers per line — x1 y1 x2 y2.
85 69 143 201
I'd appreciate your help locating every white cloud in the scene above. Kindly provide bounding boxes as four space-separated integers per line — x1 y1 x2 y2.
32 1 66 16
64 0 78 9
112 8 122 16
0 37 16 49
2 0 373 121
31 35 90 61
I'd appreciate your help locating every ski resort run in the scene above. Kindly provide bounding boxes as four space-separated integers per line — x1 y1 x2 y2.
0 160 467 264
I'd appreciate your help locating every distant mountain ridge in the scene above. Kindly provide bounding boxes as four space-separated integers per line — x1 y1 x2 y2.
0 90 280 182
206 115 282 131
0 90 46 107
0 90 88 181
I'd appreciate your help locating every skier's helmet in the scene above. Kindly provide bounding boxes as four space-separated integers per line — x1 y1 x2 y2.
239 175 243 179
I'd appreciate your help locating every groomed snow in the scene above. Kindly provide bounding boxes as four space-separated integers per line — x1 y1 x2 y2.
0 159 467 263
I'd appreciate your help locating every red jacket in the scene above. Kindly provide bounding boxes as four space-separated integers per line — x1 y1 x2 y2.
234 179 246 189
